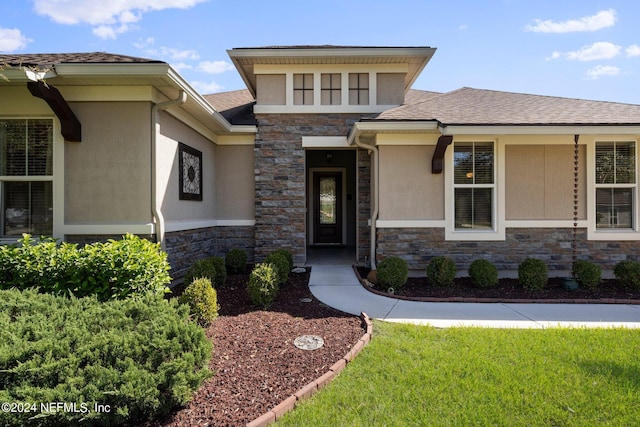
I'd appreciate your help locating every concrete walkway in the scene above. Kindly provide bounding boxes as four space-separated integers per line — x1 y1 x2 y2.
308 265 640 328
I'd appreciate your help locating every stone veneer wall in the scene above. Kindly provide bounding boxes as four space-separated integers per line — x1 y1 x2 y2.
165 226 255 280
377 227 640 272
254 113 369 265
357 149 371 265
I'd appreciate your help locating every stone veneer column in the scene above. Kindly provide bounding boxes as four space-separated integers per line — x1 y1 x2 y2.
254 113 366 265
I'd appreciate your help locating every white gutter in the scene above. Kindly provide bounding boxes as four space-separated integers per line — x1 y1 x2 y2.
152 90 186 250
352 131 379 270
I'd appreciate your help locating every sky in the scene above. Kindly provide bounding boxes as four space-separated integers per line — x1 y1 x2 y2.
1 0 639 104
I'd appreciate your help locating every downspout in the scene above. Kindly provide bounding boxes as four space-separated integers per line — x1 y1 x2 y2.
354 134 379 270
151 90 187 250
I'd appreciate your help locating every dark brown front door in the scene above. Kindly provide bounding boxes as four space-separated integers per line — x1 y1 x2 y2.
313 171 342 244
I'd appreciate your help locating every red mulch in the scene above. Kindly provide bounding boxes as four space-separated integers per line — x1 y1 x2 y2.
148 268 365 427
358 267 640 302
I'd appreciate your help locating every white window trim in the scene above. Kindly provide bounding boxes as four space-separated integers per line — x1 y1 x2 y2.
587 139 640 240
445 139 505 241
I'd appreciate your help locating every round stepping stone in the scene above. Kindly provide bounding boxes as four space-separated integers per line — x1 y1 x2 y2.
294 335 324 350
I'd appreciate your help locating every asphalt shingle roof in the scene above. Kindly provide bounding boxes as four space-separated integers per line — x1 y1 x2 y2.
0 52 163 66
204 89 256 125
377 87 640 125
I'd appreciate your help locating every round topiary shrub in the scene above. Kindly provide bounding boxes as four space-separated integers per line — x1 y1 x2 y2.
377 256 409 290
179 277 219 326
226 249 247 275
468 259 498 288
265 252 290 285
272 248 294 271
426 256 457 287
572 260 602 290
614 260 640 290
247 263 279 309
518 258 548 291
210 256 227 287
184 258 217 286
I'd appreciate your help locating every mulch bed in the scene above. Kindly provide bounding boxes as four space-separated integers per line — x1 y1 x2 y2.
357 267 640 303
150 268 365 427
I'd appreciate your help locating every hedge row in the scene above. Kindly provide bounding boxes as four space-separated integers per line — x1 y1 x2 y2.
0 234 171 301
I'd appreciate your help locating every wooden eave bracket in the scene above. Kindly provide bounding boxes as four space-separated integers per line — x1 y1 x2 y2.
431 135 453 174
27 81 82 142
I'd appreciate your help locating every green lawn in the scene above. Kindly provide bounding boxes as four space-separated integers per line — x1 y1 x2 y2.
277 321 640 426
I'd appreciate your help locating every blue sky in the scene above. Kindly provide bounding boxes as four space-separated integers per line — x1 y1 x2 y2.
2 0 639 104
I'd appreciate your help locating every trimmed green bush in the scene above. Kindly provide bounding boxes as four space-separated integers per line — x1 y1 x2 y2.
614 260 640 289
179 277 219 326
469 259 499 288
426 256 457 287
184 257 217 286
265 252 290 285
210 256 227 287
572 260 602 290
247 263 279 309
272 248 294 271
377 256 409 290
518 258 548 291
226 248 247 274
0 234 171 301
0 289 212 427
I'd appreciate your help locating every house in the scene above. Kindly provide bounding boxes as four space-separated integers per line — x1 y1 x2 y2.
1 46 639 278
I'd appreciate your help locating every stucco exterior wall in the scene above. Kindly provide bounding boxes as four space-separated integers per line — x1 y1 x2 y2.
157 110 216 222
378 145 444 220
376 73 405 105
256 74 286 105
65 101 151 224
215 145 255 220
505 144 586 220
0 86 53 114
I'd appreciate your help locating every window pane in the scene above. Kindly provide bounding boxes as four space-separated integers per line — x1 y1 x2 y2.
3 181 53 236
474 143 494 184
454 143 473 184
321 73 341 105
319 177 336 225
596 187 633 229
596 142 635 184
348 73 369 105
455 188 492 230
0 119 26 176
28 119 53 175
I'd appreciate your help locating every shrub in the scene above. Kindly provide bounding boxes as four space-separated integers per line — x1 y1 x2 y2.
247 263 279 309
184 257 217 286
179 277 219 326
614 260 640 290
518 258 548 291
426 256 457 287
210 256 227 287
265 252 290 285
0 289 212 427
468 259 499 288
0 234 171 301
226 249 247 274
272 248 294 271
572 260 602 290
377 256 409 290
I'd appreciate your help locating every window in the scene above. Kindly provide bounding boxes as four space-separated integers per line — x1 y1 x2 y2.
595 141 636 229
321 73 341 105
349 73 369 105
0 119 53 236
453 142 494 230
293 73 313 105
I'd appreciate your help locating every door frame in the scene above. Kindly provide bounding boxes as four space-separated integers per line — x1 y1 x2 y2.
308 167 347 246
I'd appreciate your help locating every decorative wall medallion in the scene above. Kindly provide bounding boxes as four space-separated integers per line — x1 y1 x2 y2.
178 142 202 201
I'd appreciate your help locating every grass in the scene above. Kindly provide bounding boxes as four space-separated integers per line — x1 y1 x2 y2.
277 321 640 426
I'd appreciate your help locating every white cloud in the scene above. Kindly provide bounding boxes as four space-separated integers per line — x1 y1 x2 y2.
191 80 224 94
526 9 616 33
172 62 192 71
458 24 467 30
196 61 234 74
548 42 621 61
627 44 640 58
586 65 621 79
0 27 32 52
33 0 209 39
